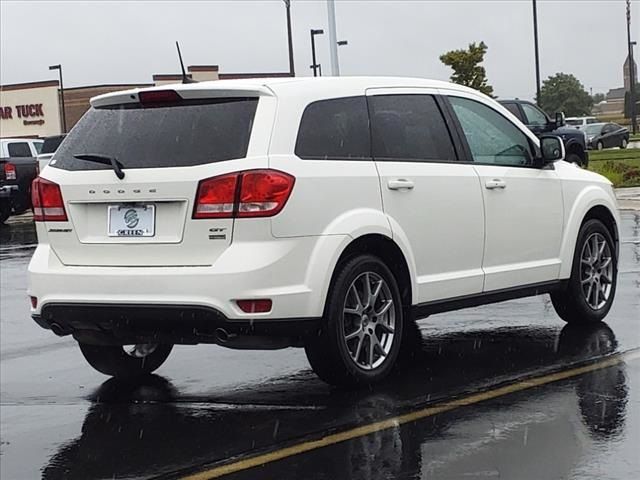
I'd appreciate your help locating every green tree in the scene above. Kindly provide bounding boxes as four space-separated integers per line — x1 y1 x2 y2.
591 92 605 104
440 41 494 97
537 73 592 116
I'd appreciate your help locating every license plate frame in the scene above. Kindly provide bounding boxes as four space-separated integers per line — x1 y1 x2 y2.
107 204 156 237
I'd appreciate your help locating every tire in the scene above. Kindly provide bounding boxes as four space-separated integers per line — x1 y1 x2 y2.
305 254 404 387
551 219 617 325
79 343 173 378
620 138 628 149
596 141 604 151
566 153 582 166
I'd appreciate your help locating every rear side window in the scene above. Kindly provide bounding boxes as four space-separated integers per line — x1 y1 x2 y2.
295 96 370 160
52 97 258 171
368 94 457 162
7 142 32 157
501 103 524 122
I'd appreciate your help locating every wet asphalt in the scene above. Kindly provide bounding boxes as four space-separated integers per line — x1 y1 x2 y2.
0 212 639 480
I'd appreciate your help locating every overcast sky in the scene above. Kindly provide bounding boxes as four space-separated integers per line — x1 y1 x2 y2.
1 0 637 100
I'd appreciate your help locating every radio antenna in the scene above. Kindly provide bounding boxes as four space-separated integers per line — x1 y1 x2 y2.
176 41 197 83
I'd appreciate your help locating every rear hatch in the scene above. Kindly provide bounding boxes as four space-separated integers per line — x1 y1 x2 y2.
41 87 268 267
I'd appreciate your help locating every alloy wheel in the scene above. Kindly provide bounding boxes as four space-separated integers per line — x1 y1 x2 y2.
342 272 396 370
580 232 613 310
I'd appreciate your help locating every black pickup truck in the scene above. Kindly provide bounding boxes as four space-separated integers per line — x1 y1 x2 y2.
0 157 39 224
498 99 589 167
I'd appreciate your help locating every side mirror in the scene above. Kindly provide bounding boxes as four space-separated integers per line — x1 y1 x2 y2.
555 112 566 127
540 135 565 164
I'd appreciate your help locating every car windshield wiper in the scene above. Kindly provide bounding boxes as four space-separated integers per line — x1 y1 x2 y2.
73 154 125 179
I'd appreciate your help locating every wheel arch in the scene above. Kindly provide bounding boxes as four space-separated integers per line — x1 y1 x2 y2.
559 189 620 279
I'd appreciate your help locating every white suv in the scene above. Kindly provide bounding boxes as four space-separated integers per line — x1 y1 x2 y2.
28 77 620 386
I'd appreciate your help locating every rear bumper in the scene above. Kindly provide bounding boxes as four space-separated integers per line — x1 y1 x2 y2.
33 303 321 347
0 184 19 198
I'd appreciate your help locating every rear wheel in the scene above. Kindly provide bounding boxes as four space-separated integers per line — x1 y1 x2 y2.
551 219 617 325
79 343 173 378
305 255 404 386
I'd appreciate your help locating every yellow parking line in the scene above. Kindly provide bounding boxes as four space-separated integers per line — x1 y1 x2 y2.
180 349 640 480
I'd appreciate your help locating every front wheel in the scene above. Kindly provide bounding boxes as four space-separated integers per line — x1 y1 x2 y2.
596 141 604 151
551 219 617 325
79 343 173 378
620 138 628 149
566 153 583 166
305 255 404 386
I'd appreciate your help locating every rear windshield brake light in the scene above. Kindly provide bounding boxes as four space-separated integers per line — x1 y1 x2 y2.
138 90 183 107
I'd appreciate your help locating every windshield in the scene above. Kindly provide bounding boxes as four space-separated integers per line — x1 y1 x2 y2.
584 124 603 135
52 97 258 171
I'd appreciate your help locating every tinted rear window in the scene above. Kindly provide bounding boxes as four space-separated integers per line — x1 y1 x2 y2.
295 96 370 160
41 135 66 154
52 98 258 171
7 142 32 157
369 94 457 162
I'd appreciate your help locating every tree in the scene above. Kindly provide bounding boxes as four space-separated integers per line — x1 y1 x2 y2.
440 41 494 97
591 92 605 104
537 73 592 116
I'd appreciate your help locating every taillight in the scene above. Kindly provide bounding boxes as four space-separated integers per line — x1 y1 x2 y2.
193 170 294 219
32 177 67 222
4 163 16 180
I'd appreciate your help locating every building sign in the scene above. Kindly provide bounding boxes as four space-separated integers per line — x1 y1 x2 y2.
0 82 60 137
1 104 46 126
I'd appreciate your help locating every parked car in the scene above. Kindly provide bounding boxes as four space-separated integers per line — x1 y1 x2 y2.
584 123 629 150
565 116 599 130
28 78 620 386
37 134 67 172
0 138 41 223
498 99 589 167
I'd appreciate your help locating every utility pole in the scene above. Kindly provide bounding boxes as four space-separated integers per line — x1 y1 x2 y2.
310 29 324 77
532 0 541 103
327 0 340 76
49 64 66 133
627 0 638 134
283 0 295 77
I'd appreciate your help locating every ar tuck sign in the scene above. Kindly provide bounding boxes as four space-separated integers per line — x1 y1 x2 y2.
0 104 45 120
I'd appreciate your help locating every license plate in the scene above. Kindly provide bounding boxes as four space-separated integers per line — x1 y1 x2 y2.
108 205 155 237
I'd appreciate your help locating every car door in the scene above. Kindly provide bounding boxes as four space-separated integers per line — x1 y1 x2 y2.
367 89 485 303
445 94 564 292
601 124 614 148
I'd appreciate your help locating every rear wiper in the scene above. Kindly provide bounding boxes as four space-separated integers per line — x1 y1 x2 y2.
73 154 125 179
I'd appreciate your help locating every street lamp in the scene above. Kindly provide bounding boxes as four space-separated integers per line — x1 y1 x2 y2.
310 29 324 77
627 0 637 134
532 0 541 103
49 64 67 133
283 0 295 77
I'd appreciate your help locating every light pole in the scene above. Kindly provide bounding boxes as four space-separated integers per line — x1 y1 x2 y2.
49 64 67 133
310 29 324 77
627 0 637 134
283 0 295 77
532 0 541 103
327 0 340 76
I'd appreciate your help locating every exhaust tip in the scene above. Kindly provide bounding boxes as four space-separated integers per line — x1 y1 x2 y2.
50 323 66 336
215 328 229 343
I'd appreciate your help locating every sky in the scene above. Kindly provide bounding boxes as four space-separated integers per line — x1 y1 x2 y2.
0 0 638 100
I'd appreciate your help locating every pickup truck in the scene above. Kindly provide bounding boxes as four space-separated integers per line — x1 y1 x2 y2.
498 99 589 167
0 139 41 224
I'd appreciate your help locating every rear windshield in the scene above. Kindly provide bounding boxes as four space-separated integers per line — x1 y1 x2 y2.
52 97 258 171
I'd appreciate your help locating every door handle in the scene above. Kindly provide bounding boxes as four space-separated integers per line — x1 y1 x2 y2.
388 179 415 190
485 179 507 190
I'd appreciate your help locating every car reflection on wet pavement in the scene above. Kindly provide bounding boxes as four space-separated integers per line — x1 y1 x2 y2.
1 213 639 480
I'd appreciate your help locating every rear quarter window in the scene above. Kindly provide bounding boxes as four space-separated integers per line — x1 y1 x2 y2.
51 97 258 171
295 96 371 160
